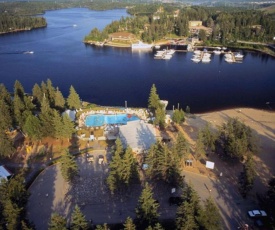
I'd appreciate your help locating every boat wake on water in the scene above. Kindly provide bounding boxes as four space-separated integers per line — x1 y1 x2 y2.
0 50 34 55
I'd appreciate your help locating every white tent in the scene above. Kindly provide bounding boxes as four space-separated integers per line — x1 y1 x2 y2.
62 109 76 121
0 165 12 182
119 120 157 153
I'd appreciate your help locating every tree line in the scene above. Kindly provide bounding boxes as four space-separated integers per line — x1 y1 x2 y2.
0 79 82 159
85 5 275 45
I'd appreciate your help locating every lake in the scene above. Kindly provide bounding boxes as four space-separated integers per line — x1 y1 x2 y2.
0 8 274 113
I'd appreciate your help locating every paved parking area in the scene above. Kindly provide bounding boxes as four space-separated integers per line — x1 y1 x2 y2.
27 150 178 229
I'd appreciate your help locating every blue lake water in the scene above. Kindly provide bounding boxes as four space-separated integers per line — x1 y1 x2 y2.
0 8 275 113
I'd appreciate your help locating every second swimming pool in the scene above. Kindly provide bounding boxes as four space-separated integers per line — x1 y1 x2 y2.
85 114 139 127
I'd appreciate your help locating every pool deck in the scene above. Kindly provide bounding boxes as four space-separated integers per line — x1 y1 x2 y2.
78 108 148 128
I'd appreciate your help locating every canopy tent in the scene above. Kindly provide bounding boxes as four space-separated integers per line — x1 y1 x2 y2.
0 165 12 182
62 109 76 121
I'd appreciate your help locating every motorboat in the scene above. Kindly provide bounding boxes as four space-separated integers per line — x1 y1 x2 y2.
202 57 211 63
234 53 244 59
191 57 200 63
132 41 152 50
166 49 175 55
24 51 34 54
225 58 233 63
154 45 160 49
194 50 201 55
213 50 221 55
162 54 172 60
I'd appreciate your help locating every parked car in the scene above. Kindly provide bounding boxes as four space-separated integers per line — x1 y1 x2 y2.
248 210 267 218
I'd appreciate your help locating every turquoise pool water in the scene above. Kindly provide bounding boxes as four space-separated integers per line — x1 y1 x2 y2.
85 114 139 127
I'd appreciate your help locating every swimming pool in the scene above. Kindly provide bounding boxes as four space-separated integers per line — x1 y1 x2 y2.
85 114 139 127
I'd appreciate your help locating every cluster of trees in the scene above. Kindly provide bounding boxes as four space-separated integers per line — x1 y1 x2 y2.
148 84 166 129
0 173 31 229
0 80 82 159
85 4 275 44
196 118 257 197
176 184 222 230
48 182 222 230
145 133 189 187
106 139 139 194
0 14 46 33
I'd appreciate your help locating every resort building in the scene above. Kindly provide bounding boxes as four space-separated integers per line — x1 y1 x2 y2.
189 21 212 35
108 32 136 43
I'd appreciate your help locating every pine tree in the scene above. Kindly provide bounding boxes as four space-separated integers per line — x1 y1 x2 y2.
14 80 25 99
148 84 160 116
95 223 109 230
23 114 43 141
46 79 56 107
54 88 65 110
32 83 43 106
172 109 185 124
13 94 25 127
0 99 13 131
121 146 138 184
60 151 78 182
70 205 89 230
123 217 136 230
197 197 222 230
0 84 12 107
2 199 22 230
146 223 164 230
135 183 159 228
67 85 81 110
52 109 64 139
48 212 67 230
174 132 189 159
0 131 15 158
61 113 75 140
176 184 201 230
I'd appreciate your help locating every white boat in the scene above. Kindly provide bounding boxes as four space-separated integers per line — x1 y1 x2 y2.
166 49 175 55
154 45 160 49
132 41 152 50
203 53 211 58
234 53 244 59
222 47 227 50
202 57 211 63
213 50 221 55
191 57 200 63
162 54 172 60
225 58 233 63
24 51 34 54
194 50 201 55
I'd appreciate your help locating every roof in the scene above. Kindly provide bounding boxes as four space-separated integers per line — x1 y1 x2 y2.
119 120 157 153
0 165 12 181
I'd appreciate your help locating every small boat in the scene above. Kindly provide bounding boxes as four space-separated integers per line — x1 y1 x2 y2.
166 49 175 55
234 53 244 59
213 50 221 55
202 57 211 63
162 54 172 60
191 58 200 63
225 58 233 63
132 41 152 50
222 47 227 50
154 45 160 49
194 50 201 55
24 51 34 54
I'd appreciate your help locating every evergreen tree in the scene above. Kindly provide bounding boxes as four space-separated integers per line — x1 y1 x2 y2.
172 109 185 124
46 79 56 107
95 223 109 230
54 87 65 110
148 84 160 116
60 151 78 182
121 146 138 185
176 184 201 230
14 80 25 99
70 205 89 230
2 199 22 230
195 131 206 160
238 154 256 198
199 124 216 152
174 132 189 160
67 85 81 110
52 109 64 139
61 113 75 140
13 94 25 127
0 84 12 107
146 223 164 230
135 183 159 228
197 197 222 230
23 114 43 141
0 131 15 158
32 83 43 106
48 212 67 230
0 99 13 131
123 217 136 230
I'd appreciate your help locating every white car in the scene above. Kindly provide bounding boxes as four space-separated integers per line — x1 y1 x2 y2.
247 210 267 218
